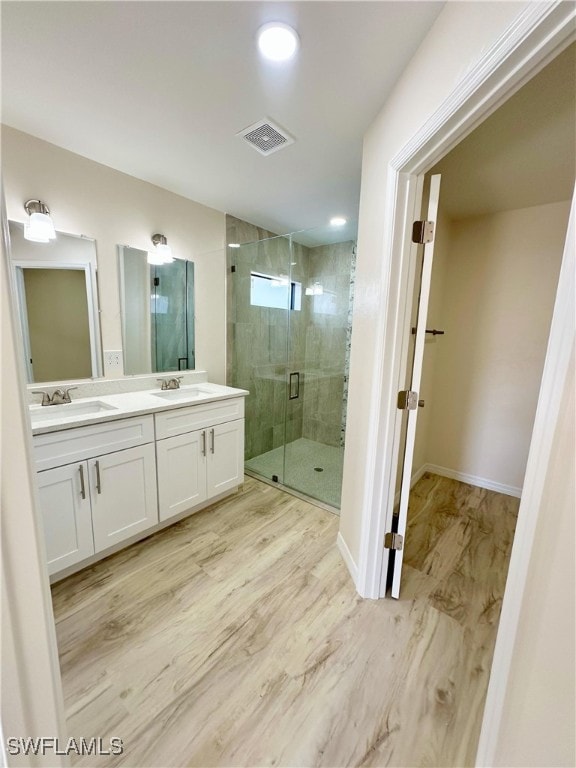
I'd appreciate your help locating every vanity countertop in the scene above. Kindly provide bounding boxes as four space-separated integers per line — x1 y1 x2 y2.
29 383 249 435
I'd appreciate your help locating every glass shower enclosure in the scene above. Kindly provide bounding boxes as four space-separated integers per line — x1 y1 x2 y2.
227 226 356 509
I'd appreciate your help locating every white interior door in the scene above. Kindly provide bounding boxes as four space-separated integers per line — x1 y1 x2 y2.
389 174 441 598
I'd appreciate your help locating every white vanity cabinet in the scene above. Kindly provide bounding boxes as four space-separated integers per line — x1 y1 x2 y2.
34 415 158 575
156 429 207 520
89 443 158 551
155 398 244 522
32 393 246 579
37 462 94 574
207 420 245 497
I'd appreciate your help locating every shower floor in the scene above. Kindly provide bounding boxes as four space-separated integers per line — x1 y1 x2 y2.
245 437 344 509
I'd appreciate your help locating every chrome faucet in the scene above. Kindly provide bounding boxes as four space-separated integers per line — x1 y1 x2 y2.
157 377 183 391
32 386 78 406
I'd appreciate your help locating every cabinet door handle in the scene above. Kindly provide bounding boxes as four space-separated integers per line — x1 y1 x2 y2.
95 460 102 494
210 428 215 454
201 430 206 457
79 464 86 500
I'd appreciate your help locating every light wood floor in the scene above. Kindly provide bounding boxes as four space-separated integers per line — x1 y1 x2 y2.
51 473 518 767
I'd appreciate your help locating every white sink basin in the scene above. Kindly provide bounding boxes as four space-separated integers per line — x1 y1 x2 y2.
30 400 118 423
151 386 212 402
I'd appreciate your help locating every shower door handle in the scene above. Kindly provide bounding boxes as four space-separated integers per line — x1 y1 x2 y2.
289 372 300 400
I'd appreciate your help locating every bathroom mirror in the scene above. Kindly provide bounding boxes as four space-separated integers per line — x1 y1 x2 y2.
8 221 103 383
118 245 195 375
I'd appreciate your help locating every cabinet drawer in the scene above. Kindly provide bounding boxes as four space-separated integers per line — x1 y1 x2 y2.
33 415 155 471
155 397 245 439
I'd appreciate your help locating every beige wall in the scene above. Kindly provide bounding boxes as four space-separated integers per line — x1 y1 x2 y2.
339 0 527 561
2 126 227 382
416 201 569 491
493 342 575 767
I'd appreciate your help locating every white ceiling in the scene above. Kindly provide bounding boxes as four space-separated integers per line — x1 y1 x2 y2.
433 42 576 220
1 1 444 245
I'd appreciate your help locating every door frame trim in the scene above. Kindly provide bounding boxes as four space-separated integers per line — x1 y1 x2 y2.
359 0 575 599
353 2 575 765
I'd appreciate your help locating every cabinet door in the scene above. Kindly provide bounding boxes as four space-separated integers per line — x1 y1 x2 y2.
156 429 207 522
90 443 158 552
37 463 94 575
207 419 244 498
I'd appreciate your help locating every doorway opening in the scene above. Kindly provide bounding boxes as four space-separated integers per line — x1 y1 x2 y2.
388 42 574 598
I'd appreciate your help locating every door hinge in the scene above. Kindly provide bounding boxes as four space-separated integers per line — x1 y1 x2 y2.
153 276 160 287
384 532 404 550
412 220 434 244
397 390 418 410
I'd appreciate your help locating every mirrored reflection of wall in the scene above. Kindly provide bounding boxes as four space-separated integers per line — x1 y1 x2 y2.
121 247 151 375
23 268 92 382
8 220 102 383
119 245 195 375
152 259 195 373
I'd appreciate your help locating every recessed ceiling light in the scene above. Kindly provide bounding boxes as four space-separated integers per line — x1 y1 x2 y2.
228 243 241 248
258 23 299 62
330 217 347 227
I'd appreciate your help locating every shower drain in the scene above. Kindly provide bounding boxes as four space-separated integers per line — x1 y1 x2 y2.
314 467 324 472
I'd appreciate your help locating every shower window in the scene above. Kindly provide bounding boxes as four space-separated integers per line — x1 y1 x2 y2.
250 272 302 311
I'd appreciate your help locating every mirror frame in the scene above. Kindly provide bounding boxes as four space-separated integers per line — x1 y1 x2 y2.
9 222 103 383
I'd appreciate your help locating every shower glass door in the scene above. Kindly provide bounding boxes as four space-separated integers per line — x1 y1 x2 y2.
282 238 351 508
229 223 356 509
232 235 292 485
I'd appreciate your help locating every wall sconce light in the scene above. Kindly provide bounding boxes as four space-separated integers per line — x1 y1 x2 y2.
24 199 56 243
148 233 174 265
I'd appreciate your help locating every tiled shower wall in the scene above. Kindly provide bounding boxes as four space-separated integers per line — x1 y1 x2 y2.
226 214 355 460
302 241 355 447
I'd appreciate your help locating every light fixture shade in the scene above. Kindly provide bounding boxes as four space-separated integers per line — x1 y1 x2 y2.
156 243 174 264
23 203 56 243
147 250 166 265
151 233 173 264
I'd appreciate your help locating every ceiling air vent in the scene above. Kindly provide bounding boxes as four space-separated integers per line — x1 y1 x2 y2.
237 118 295 156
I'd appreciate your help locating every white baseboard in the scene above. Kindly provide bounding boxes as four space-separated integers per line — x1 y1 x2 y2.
422 463 522 498
337 532 359 584
410 464 428 488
